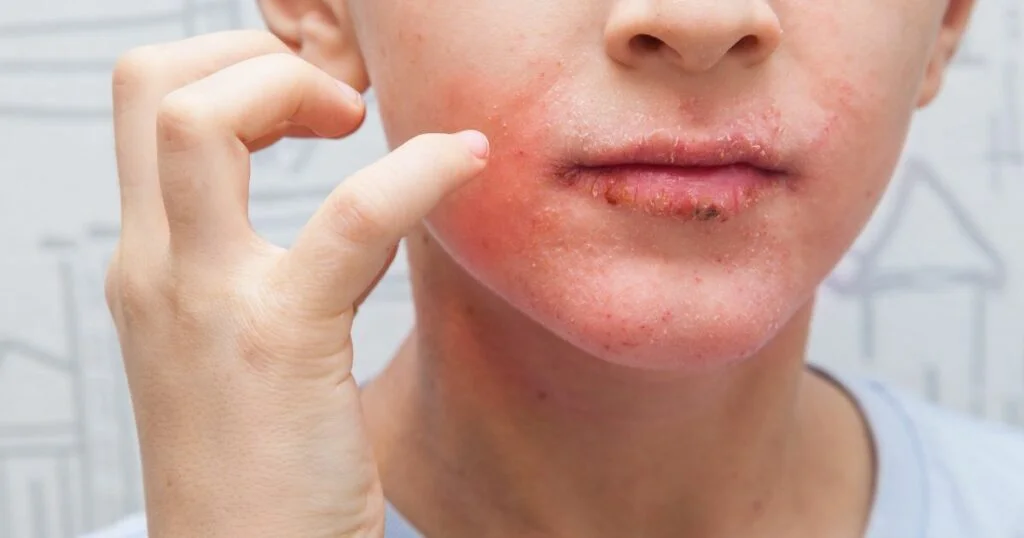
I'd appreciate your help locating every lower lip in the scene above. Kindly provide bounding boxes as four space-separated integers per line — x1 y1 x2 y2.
559 164 782 221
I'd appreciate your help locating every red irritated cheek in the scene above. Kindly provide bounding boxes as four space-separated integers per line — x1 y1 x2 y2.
417 63 576 268
425 131 568 284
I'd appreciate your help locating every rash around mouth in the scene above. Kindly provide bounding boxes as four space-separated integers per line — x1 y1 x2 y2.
557 163 785 222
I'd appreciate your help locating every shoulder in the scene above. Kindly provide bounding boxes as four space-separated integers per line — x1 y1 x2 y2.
887 384 1024 532
79 512 147 538
81 502 422 538
833 370 1024 537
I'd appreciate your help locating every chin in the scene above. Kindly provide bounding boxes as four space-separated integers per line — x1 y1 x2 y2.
507 261 803 371
426 193 811 372
398 74 857 371
418 127 827 371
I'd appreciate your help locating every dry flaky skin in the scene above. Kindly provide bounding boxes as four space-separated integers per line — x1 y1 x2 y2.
560 166 777 222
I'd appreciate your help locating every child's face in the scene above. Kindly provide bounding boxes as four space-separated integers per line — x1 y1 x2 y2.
330 0 969 369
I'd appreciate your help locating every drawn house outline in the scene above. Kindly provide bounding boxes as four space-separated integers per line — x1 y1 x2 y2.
0 0 380 174
826 158 1006 413
0 2 1021 535
47 229 144 529
0 338 81 538
0 173 414 536
0 0 243 119
988 41 1022 188
0 229 138 537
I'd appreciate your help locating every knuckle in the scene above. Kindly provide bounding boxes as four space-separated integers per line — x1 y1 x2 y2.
103 250 197 327
255 53 309 94
134 261 230 329
103 248 257 359
156 89 218 148
105 263 158 327
111 46 163 102
262 51 306 70
327 187 395 246
103 256 123 312
103 251 127 301
253 53 319 101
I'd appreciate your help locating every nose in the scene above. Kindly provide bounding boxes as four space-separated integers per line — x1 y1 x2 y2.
605 0 782 73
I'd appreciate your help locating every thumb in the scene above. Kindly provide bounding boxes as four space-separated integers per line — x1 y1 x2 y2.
353 244 398 315
274 131 489 316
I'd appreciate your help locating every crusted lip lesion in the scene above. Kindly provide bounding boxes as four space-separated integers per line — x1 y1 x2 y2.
602 179 638 206
601 183 728 221
557 166 766 222
694 205 722 221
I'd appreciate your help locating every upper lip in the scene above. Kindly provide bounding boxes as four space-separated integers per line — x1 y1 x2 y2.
573 130 787 173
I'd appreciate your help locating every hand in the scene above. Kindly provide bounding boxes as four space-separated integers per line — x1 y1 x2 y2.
105 29 489 538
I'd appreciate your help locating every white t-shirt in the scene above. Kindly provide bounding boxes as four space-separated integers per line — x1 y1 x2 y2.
81 368 1024 538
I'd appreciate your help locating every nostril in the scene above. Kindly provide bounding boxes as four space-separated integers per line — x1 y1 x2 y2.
732 35 760 53
630 34 664 53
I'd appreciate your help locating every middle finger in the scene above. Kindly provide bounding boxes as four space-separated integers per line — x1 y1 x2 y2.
112 30 294 244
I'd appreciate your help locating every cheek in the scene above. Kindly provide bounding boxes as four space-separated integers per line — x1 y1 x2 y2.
783 12 929 272
425 132 570 300
796 76 914 264
376 52 569 148
378 52 578 272
424 144 807 370
362 2 928 370
362 0 574 149
392 73 840 370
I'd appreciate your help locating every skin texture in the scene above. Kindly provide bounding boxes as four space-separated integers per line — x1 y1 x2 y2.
288 0 973 367
341 0 931 368
250 0 975 536
106 30 497 537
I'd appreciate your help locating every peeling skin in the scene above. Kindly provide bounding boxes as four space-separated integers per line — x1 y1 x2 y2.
357 0 933 369
694 205 722 221
558 165 780 222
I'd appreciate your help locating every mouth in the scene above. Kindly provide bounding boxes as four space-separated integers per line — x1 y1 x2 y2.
555 132 788 222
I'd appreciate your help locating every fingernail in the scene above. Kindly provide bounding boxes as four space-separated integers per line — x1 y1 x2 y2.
336 81 363 105
455 130 490 159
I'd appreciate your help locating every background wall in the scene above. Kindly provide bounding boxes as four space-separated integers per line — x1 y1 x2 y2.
0 1 1020 536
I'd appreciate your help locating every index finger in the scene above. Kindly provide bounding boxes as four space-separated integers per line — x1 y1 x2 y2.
111 30 293 242
274 131 490 317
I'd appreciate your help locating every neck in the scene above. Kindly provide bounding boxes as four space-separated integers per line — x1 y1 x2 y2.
362 228 873 538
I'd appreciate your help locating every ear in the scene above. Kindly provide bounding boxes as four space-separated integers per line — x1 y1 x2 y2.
916 0 977 108
257 0 370 92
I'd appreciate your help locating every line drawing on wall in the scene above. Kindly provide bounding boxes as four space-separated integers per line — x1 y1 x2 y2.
825 158 1007 414
0 235 108 537
988 3 1022 189
1006 0 1021 41
0 0 243 120
0 337 79 538
0 1 1022 535
0 176 414 536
